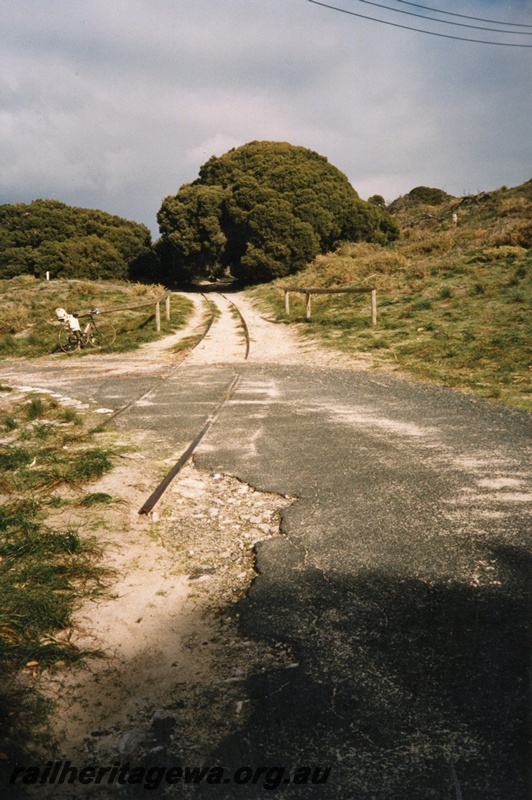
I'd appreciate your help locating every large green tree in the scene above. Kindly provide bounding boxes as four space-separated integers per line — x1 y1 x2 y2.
157 141 399 284
157 185 227 281
0 199 153 281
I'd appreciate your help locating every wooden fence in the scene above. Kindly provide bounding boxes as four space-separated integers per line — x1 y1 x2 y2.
75 290 172 332
283 286 377 326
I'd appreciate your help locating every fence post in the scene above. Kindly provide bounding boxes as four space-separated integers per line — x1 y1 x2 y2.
285 291 290 315
155 301 161 332
165 294 171 321
305 292 311 320
371 289 377 327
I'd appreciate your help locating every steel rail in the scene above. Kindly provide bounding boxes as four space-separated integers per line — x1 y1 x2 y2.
91 294 215 432
138 374 241 515
219 293 250 360
90 289 251 513
198 292 217 341
137 292 251 513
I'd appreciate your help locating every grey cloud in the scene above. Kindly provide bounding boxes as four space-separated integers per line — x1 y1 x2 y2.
0 0 530 235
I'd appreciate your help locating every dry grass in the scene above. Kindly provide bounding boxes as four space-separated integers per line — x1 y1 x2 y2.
0 277 193 357
250 182 532 410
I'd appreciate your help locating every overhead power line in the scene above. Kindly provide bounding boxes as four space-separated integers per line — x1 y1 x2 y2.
345 0 532 35
306 0 532 47
394 0 532 29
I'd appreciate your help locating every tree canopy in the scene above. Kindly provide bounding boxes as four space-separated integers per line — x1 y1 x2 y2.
157 141 399 284
0 200 153 281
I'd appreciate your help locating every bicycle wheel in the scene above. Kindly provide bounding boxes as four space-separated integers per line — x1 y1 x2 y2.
87 318 116 348
58 326 81 352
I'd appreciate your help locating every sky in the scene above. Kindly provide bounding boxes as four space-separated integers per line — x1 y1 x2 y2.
1 0 531 238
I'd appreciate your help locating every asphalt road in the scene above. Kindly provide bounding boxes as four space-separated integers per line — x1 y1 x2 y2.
2 299 530 800
192 364 531 800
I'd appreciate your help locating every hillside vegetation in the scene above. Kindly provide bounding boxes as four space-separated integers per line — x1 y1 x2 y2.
0 276 192 358
157 141 398 285
251 180 531 410
0 200 153 282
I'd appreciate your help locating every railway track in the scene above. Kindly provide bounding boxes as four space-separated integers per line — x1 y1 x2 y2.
91 293 216 431
220 292 250 360
2 290 253 513
137 292 251 514
87 290 251 514
94 292 249 428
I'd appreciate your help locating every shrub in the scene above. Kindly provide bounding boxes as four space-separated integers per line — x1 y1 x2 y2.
157 141 399 285
499 196 531 215
475 246 527 263
388 186 454 212
407 186 453 206
490 221 532 249
0 200 154 282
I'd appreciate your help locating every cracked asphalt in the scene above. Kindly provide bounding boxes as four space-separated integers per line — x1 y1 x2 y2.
194 365 531 800
2 293 530 799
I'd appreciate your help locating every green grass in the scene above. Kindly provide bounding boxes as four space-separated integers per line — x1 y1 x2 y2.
249 181 531 410
0 390 115 767
169 333 203 353
168 299 216 354
0 501 105 665
0 439 114 493
229 303 247 341
78 492 115 507
206 296 221 321
0 276 194 358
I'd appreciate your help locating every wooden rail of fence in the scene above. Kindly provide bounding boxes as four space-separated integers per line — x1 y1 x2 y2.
75 290 172 332
283 286 377 326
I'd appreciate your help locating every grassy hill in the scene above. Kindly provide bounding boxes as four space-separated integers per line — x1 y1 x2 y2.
250 180 531 410
0 276 193 358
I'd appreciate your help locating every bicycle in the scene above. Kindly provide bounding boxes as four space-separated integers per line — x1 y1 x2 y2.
55 308 116 352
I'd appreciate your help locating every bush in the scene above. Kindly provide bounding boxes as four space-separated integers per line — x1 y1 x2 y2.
0 200 154 282
490 221 532 249
475 246 527 263
388 186 454 212
406 186 453 206
157 141 399 285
